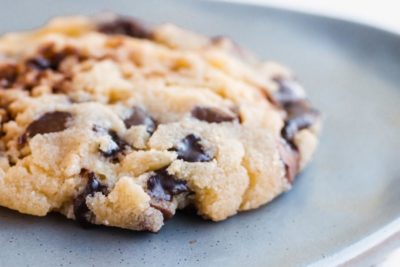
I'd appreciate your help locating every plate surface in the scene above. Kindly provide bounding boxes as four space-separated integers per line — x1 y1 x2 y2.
1 0 400 266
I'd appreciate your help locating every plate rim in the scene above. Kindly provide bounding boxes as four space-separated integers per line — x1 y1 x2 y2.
205 0 400 265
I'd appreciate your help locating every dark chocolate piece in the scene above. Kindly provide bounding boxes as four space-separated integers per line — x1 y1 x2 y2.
191 106 237 123
19 111 72 145
273 78 319 144
147 169 188 202
277 139 300 183
73 171 108 228
271 78 319 181
272 78 306 105
97 16 152 39
124 107 157 134
150 200 175 220
281 102 319 142
26 45 83 71
99 129 129 163
171 134 212 162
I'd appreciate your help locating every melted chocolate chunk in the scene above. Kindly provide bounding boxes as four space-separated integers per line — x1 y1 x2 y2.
27 57 51 71
108 130 129 151
73 171 108 228
147 169 188 202
171 134 212 162
277 139 300 183
272 78 306 105
97 128 129 163
26 45 83 71
281 102 319 143
150 200 175 220
272 78 319 145
97 16 152 39
124 107 157 134
271 79 319 181
191 106 238 123
19 111 72 145
0 63 18 88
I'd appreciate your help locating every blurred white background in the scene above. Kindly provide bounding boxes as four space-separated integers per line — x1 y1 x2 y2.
220 0 400 33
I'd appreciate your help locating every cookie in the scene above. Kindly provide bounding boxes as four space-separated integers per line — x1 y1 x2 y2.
0 14 320 232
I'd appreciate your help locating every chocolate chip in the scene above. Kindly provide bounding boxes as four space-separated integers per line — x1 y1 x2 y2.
108 130 129 151
147 169 189 202
277 139 300 183
148 168 194 220
0 63 18 88
124 107 157 134
26 45 83 71
97 16 152 39
272 79 318 180
191 106 238 123
150 200 175 220
281 102 319 143
272 78 319 145
18 111 72 145
26 57 52 71
272 78 307 105
97 128 129 163
73 171 108 228
211 36 226 44
171 134 212 162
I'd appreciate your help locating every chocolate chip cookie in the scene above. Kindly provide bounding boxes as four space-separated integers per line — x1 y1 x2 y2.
0 14 321 232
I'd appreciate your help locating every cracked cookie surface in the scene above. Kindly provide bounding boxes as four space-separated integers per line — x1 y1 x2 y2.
0 15 320 232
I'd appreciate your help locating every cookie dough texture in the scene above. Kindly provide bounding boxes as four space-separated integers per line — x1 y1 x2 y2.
0 15 320 232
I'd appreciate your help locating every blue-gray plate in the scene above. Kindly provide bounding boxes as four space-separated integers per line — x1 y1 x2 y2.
1 0 400 266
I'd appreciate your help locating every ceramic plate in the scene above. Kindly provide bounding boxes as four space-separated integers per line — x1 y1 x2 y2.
1 0 400 266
